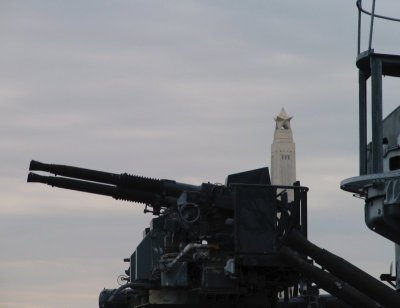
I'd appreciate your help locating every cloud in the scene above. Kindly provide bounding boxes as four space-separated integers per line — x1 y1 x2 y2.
2 1 400 307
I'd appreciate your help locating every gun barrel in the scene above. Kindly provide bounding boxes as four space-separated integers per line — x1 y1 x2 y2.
27 172 164 206
29 160 121 185
29 160 200 197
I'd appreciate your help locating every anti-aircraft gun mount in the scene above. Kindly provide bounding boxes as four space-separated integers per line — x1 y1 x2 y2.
28 160 311 307
28 160 400 307
27 3 400 307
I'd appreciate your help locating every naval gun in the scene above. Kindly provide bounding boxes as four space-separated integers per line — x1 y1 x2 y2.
26 2 400 307
28 160 308 307
29 160 399 307
27 160 201 215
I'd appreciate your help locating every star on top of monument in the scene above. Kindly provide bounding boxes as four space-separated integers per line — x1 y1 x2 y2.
275 108 293 130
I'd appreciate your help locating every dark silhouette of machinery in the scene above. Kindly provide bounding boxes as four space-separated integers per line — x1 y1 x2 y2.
28 161 309 307
27 159 400 308
26 1 400 307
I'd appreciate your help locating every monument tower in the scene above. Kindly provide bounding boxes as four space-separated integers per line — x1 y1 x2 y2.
271 108 296 200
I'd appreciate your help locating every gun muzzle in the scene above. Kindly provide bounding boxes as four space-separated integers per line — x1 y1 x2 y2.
27 172 47 184
29 160 52 173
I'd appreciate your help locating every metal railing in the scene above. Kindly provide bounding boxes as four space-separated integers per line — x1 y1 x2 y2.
357 0 400 54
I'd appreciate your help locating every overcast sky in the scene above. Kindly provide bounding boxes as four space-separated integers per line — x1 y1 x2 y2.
2 1 400 307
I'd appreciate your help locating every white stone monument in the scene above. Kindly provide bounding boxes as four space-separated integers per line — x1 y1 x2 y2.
271 108 296 201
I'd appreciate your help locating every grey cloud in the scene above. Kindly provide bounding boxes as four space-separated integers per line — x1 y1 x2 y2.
2 1 399 307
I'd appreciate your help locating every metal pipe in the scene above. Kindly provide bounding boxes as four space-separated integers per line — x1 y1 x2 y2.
279 247 381 308
298 181 307 237
370 57 383 173
368 0 377 51
357 0 400 23
357 0 362 54
359 69 368 175
163 243 217 271
283 230 400 307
